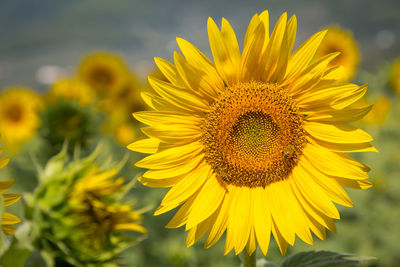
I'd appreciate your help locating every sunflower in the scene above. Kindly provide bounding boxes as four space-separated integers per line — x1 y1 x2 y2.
0 87 43 153
0 151 21 235
39 101 100 156
390 57 400 95
78 52 130 98
128 11 375 256
46 78 96 106
315 26 360 81
25 147 146 265
361 95 391 126
114 123 137 146
69 165 146 250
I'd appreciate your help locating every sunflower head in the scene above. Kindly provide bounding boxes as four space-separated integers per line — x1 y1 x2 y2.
0 87 43 154
46 78 96 107
0 151 21 236
39 101 102 156
390 57 400 96
78 52 130 98
315 25 360 81
129 10 375 256
24 146 146 265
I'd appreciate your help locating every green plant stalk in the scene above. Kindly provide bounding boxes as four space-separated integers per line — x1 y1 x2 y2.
241 250 256 267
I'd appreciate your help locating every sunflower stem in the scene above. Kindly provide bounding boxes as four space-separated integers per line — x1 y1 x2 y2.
241 250 256 267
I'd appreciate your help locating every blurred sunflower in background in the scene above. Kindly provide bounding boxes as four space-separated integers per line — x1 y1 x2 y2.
23 146 146 266
78 52 130 99
100 75 143 145
0 87 43 154
389 57 400 96
39 100 101 157
316 25 360 81
129 10 375 257
46 78 96 107
360 95 391 126
0 152 21 237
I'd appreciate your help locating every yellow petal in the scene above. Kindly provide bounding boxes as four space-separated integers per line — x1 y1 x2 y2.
148 76 210 112
141 124 201 145
154 57 185 87
1 225 17 235
271 219 288 255
301 158 354 207
135 142 203 169
297 83 367 109
265 181 295 245
307 136 378 153
3 194 21 207
166 194 196 228
303 144 369 180
2 212 22 225
241 18 266 81
263 12 287 81
306 105 372 123
284 30 327 81
0 157 9 169
114 223 147 233
253 187 271 256
143 155 204 179
155 162 211 215
292 163 340 219
127 138 159 154
0 180 14 194
208 18 239 85
186 216 212 247
305 122 373 144
176 37 224 92
174 51 219 99
289 178 336 233
186 174 226 229
205 194 229 249
133 111 203 126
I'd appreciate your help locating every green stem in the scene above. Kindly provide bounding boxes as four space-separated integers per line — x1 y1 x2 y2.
241 249 256 267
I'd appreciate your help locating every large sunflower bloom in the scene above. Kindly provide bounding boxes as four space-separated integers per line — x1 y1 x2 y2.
315 26 360 81
0 151 21 235
129 11 375 256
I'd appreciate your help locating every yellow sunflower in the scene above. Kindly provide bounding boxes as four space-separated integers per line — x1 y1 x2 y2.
0 87 43 153
69 165 146 249
0 151 21 235
115 123 137 146
315 25 360 81
128 11 375 256
361 95 391 126
390 57 400 95
77 52 130 98
46 78 96 106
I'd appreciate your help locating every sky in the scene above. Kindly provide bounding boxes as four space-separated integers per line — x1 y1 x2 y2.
0 0 399 90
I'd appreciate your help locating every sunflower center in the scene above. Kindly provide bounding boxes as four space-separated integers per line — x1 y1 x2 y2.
90 67 114 87
4 104 23 122
202 81 307 188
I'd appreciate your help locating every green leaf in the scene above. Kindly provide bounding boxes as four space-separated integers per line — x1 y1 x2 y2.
0 238 32 267
40 143 68 184
280 250 375 267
